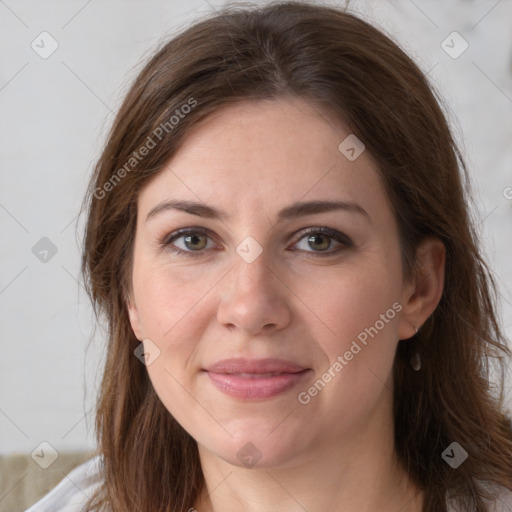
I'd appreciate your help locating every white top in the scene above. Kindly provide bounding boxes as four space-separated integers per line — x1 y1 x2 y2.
25 455 512 511
25 456 104 512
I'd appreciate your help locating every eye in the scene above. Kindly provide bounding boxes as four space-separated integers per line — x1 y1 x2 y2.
161 228 218 257
292 227 353 256
160 226 352 258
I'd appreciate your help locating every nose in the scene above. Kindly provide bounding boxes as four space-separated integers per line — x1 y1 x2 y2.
216 251 292 335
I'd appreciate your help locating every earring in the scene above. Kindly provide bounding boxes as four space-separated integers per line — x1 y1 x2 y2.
410 351 421 371
410 325 421 371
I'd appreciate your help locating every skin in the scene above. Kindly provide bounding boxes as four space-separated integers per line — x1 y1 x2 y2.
127 97 445 512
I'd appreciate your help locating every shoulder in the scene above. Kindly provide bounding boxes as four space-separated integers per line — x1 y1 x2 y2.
24 455 104 512
491 486 512 512
447 484 512 512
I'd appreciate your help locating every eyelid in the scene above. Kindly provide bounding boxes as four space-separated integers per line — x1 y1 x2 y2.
161 227 220 253
162 226 216 244
293 226 353 248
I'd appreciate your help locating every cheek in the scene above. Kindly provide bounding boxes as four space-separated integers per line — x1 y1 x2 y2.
133 265 216 432
295 259 402 424
295 264 401 415
132 259 215 342
294 257 402 358
132 262 222 406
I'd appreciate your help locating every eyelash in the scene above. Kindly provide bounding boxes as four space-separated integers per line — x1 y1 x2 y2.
160 226 353 258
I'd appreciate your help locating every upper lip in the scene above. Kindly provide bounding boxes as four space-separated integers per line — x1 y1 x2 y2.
204 358 307 374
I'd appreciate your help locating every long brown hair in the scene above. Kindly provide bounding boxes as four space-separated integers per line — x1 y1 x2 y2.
81 2 512 511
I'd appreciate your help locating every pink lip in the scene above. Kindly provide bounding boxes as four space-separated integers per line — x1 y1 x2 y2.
205 357 306 374
203 358 310 400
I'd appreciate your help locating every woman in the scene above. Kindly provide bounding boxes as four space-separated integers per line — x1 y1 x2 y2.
26 2 512 511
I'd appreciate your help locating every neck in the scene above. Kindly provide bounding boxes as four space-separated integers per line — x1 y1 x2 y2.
192 397 423 512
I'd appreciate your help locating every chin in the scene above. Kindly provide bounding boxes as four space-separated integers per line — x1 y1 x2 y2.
199 430 308 470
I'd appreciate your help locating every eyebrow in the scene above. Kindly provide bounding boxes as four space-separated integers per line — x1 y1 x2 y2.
145 198 370 223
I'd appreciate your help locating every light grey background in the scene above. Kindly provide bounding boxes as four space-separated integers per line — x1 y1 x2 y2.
1 0 511 456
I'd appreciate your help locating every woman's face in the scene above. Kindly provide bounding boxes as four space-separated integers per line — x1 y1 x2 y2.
127 97 418 468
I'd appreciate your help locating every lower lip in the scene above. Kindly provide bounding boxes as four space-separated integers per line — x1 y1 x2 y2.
205 370 310 400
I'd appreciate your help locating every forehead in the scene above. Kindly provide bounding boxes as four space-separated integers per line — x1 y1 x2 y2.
137 97 392 225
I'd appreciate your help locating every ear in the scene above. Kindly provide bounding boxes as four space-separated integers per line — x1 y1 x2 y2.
126 294 144 341
397 237 446 340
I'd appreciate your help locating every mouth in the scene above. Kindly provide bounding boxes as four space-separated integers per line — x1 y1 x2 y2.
203 358 311 400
